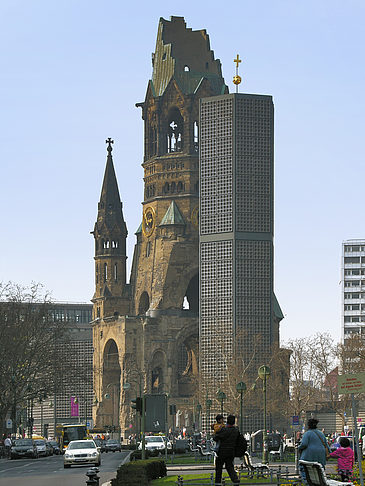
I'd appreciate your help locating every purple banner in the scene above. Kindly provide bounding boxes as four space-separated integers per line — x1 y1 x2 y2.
71 396 79 417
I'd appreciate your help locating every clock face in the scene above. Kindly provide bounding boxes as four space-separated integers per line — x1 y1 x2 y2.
191 206 199 228
142 206 156 237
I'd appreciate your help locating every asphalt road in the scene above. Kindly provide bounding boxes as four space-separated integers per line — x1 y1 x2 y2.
0 450 130 486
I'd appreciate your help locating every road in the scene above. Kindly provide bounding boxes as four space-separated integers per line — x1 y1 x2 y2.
0 450 130 486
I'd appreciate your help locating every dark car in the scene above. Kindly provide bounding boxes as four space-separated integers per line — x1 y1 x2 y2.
104 439 121 452
10 439 38 459
48 440 61 455
93 438 106 453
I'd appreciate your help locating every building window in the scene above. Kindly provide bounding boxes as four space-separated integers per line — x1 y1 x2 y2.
167 108 183 153
193 121 199 153
104 263 108 281
114 263 118 281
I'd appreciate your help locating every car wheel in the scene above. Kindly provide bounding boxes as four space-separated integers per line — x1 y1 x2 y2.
64 464 71 468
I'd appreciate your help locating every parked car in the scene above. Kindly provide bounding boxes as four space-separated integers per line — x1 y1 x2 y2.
48 440 61 455
10 439 38 459
330 436 353 452
104 439 121 452
64 440 101 468
138 436 172 452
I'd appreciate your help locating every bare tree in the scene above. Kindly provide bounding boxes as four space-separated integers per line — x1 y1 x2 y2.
0 282 70 437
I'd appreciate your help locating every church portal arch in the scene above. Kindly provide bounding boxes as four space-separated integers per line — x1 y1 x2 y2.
101 339 121 429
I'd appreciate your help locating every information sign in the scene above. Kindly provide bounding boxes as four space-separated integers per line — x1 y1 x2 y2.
338 372 365 395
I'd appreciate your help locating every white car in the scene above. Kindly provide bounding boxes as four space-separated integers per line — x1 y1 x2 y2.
138 436 172 452
64 440 101 468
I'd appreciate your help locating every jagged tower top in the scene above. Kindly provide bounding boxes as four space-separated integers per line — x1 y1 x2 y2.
151 16 227 97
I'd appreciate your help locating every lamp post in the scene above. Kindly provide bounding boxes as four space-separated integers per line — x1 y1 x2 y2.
206 399 212 438
196 404 202 431
236 382 247 433
217 390 226 416
258 365 271 463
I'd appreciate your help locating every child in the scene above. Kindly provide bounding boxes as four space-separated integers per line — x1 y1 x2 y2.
210 414 224 452
329 437 354 482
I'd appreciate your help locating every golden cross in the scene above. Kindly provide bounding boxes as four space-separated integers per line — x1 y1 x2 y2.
234 54 242 68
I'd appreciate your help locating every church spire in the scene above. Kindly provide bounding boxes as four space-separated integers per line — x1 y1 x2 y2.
91 139 129 320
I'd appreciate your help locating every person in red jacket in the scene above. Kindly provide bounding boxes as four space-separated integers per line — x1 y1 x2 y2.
329 437 354 482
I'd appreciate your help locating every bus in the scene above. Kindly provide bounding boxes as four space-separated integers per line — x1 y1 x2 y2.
55 424 89 452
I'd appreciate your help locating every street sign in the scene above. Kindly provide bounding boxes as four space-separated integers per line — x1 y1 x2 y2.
292 415 299 426
338 372 365 394
6 419 12 429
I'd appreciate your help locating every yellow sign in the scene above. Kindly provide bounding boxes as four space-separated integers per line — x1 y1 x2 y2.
338 372 365 394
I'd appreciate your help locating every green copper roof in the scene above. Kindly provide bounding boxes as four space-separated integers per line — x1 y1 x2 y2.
273 293 284 321
135 222 142 234
160 201 185 226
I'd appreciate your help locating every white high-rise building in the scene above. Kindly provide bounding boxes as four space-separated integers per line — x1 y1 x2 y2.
342 239 365 341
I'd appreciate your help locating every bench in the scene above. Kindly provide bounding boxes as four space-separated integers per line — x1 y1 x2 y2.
299 460 353 486
236 451 270 476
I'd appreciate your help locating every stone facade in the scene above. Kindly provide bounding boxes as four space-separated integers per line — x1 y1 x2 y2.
92 17 227 435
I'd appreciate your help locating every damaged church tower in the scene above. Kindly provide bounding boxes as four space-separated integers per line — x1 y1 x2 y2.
92 17 227 434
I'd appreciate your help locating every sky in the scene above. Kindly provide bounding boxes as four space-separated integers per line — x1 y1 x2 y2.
1 0 364 344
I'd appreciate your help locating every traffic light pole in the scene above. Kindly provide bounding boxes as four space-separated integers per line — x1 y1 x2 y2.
141 395 146 460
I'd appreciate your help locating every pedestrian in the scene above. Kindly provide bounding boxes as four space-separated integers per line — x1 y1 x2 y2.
298 418 330 482
330 437 354 482
4 435 12 458
213 414 240 485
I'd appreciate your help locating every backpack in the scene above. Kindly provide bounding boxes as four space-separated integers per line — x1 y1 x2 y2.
234 432 247 457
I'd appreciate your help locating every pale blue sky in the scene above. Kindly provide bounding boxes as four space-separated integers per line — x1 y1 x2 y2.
1 0 364 342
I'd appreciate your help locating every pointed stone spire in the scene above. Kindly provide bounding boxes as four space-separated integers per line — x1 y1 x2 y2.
97 138 127 234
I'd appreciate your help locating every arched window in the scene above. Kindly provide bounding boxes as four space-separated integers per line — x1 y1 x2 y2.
146 241 151 257
138 291 150 315
167 108 183 153
171 182 176 193
163 182 170 194
184 65 190 72
193 121 199 153
182 274 199 314
177 181 183 192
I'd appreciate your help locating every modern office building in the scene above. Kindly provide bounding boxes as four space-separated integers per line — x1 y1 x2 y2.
31 302 93 438
342 239 365 341
199 93 284 430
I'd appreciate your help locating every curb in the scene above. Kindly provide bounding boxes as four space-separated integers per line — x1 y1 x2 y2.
101 450 132 486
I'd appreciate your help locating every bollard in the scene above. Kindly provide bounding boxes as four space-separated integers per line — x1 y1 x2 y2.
177 475 184 485
86 467 100 486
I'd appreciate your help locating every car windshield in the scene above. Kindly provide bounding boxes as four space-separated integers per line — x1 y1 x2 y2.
35 440 45 445
146 437 163 443
14 439 33 446
49 441 58 446
68 441 95 450
107 440 118 444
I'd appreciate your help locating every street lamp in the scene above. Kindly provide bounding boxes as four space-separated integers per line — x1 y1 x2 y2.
217 390 226 415
258 365 271 463
236 382 247 433
196 403 202 431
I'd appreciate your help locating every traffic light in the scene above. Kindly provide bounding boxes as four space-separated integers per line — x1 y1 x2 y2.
131 397 142 415
169 404 176 415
